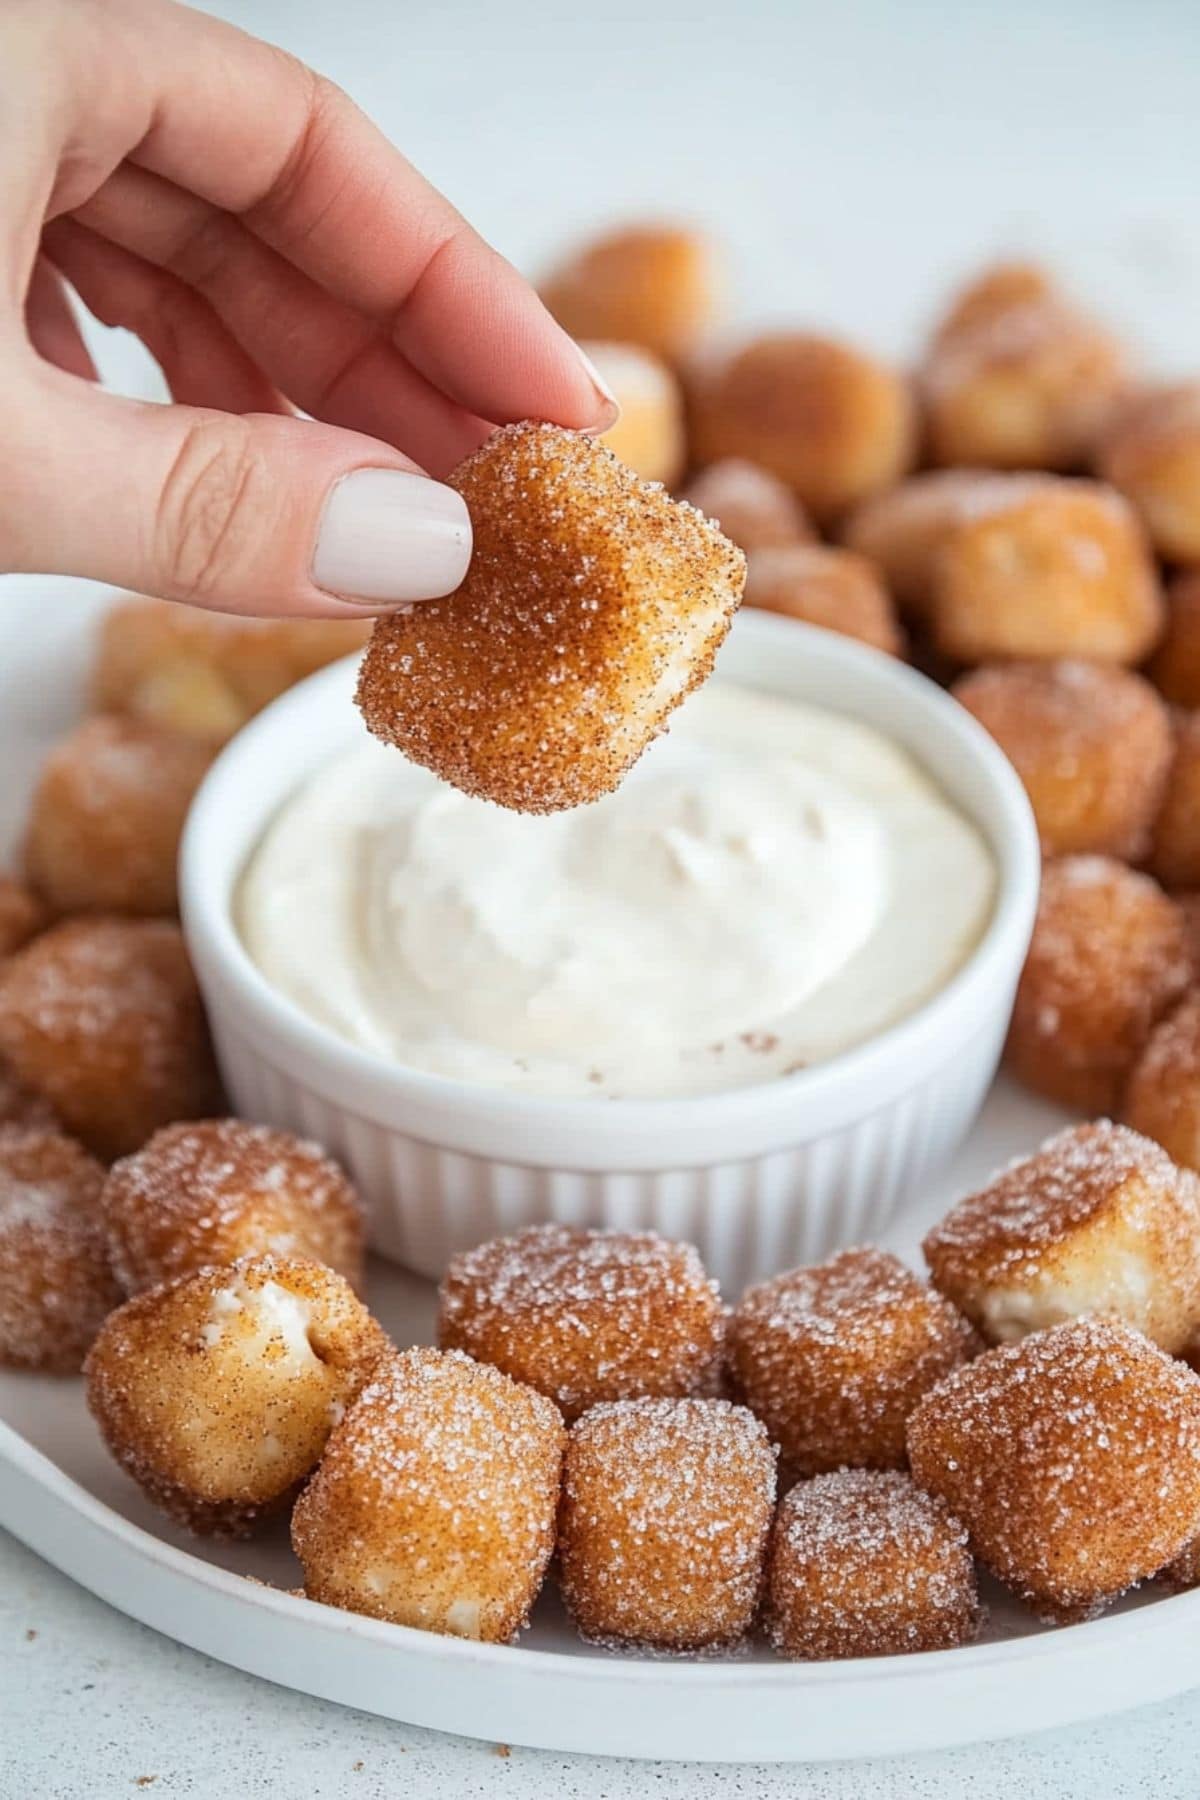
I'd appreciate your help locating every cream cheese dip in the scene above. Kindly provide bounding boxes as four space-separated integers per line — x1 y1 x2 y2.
238 682 996 1099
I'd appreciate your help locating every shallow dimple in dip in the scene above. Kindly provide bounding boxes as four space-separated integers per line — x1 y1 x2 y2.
237 678 997 1099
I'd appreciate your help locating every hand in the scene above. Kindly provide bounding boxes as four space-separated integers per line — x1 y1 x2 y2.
4 0 616 616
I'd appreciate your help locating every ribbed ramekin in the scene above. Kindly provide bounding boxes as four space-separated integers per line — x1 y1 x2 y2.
180 613 1039 1292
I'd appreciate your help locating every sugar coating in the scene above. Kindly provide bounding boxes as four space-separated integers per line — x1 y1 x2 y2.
727 1247 978 1481
292 1346 564 1642
1151 710 1200 889
907 1316 1200 1621
954 661 1172 862
744 544 904 656
1125 994 1200 1175
765 1468 980 1660
356 423 745 814
933 481 1163 665
924 1120 1200 1354
1100 380 1200 566
85 1254 388 1536
557 1395 776 1650
688 333 916 524
438 1223 726 1421
92 595 370 746
1005 857 1192 1113
102 1118 366 1297
0 917 222 1162
539 224 715 364
0 1126 119 1372
24 715 214 917
1149 571 1200 706
0 875 46 960
682 459 812 555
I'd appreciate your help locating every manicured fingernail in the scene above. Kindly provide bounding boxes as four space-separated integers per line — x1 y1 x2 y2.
573 344 622 433
312 468 472 604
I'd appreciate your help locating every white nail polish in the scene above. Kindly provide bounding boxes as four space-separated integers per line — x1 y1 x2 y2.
312 469 472 603
573 344 622 431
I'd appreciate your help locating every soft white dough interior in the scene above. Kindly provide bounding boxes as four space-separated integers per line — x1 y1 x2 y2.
202 1278 317 1372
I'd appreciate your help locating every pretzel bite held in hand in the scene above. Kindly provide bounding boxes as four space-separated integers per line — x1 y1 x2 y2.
438 1223 725 1421
952 661 1172 860
1005 858 1192 1112
0 876 46 960
1099 382 1200 566
103 1119 365 1297
539 223 717 365
357 424 745 813
744 544 904 655
0 1127 119 1373
583 342 686 485
24 716 213 918
688 333 917 525
907 1318 1200 1621
924 1121 1200 1353
727 1247 977 1481
682 459 812 554
557 1396 775 1651
0 918 222 1161
931 480 1161 665
292 1347 564 1641
765 1469 980 1660
86 1255 388 1535
922 262 1127 470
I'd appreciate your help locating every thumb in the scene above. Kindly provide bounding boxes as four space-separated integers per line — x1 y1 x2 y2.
2 366 473 617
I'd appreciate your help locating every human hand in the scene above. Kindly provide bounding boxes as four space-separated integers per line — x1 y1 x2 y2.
5 0 616 616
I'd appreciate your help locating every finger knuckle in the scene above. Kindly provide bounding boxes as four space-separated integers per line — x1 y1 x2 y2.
154 415 259 602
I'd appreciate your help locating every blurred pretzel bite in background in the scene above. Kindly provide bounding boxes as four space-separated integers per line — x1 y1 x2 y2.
582 341 686 485
0 1126 120 1373
921 261 1128 471
1099 382 1200 566
539 222 718 366
742 544 904 655
1004 858 1192 1113
1148 573 1200 706
1150 711 1200 890
1124 994 1200 1175
907 1318 1200 1621
923 1120 1200 1353
682 458 812 555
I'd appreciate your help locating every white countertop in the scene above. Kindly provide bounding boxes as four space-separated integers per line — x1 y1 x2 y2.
8 0 1200 1789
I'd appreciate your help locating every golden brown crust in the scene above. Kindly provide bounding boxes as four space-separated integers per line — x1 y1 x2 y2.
1150 710 1200 889
952 660 1172 860
1005 858 1192 1112
23 716 213 917
103 1119 366 1296
356 423 745 814
727 1247 978 1482
0 917 223 1161
687 334 917 524
682 459 813 555
840 469 1020 620
292 1346 564 1641
907 1317 1200 1621
437 1223 725 1421
1099 381 1200 566
557 1396 776 1650
539 224 716 365
86 1254 389 1536
0 1126 118 1372
743 544 904 655
1148 573 1200 707
932 482 1162 665
923 1121 1200 1353
765 1469 980 1660
0 875 47 961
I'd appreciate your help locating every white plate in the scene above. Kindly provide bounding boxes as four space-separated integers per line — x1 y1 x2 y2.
3 580 1200 1763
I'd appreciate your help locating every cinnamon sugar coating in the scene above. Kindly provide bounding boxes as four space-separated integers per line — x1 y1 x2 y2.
727 1247 978 1482
86 1254 388 1536
682 458 812 555
356 423 745 814
1005 858 1192 1112
292 1346 564 1641
1099 381 1200 566
907 1318 1200 1621
765 1469 980 1660
539 224 717 365
24 715 213 917
1125 995 1200 1175
103 1119 366 1297
438 1223 725 1422
924 1121 1200 1354
0 875 46 960
953 661 1172 860
0 918 222 1161
744 544 904 656
0 1126 118 1372
688 334 917 525
557 1396 776 1650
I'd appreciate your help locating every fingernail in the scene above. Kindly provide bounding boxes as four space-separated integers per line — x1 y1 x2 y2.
573 343 622 433
312 468 472 604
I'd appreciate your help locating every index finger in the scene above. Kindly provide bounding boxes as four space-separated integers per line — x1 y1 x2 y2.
98 0 616 431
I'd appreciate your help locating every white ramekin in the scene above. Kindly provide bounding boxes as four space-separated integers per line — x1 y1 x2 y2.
180 613 1039 1292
